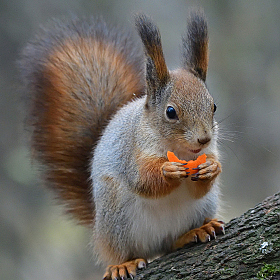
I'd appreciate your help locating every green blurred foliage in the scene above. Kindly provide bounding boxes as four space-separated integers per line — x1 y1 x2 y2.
1 1 280 279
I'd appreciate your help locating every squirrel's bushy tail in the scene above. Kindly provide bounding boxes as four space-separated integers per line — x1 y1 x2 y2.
20 17 144 225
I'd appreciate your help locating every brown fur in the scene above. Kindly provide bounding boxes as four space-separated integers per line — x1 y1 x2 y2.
22 19 144 225
188 179 214 200
137 156 181 198
146 43 169 84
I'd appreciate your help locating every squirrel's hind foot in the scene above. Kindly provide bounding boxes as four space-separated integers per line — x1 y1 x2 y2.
173 218 225 249
103 258 147 280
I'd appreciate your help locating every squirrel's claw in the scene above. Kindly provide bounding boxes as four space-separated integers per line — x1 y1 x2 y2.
192 167 200 171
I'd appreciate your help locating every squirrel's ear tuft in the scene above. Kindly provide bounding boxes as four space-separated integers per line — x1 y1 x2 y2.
182 10 209 82
135 14 169 95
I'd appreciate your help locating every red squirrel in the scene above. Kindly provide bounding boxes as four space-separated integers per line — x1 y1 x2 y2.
20 11 224 280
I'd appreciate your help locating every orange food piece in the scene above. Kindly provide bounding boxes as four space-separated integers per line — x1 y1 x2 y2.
167 151 187 164
167 151 207 175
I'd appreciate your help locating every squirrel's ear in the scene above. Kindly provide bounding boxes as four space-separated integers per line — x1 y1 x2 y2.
135 14 169 97
182 10 209 82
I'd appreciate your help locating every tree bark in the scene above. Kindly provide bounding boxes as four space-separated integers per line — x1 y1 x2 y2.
136 192 280 280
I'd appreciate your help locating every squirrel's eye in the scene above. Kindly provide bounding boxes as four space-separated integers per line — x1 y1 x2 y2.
166 106 178 120
213 103 217 113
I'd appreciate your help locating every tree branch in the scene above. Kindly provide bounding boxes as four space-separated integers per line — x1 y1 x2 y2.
137 192 280 280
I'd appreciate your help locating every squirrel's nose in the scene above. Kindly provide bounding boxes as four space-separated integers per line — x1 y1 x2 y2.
197 136 211 145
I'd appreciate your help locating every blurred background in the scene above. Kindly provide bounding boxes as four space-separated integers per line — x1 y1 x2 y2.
1 0 280 279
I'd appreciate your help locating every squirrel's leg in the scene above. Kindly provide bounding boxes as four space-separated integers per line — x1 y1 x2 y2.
173 219 225 249
136 156 188 198
103 259 147 280
173 155 224 249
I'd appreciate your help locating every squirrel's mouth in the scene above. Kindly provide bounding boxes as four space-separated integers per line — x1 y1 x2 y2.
188 148 202 154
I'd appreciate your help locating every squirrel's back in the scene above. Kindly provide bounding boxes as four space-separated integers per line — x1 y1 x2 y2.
20 17 145 225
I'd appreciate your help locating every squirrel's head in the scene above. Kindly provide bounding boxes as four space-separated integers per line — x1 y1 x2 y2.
135 11 217 157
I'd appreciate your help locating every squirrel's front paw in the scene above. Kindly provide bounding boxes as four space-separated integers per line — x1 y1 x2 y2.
191 157 221 182
162 161 189 180
103 259 147 280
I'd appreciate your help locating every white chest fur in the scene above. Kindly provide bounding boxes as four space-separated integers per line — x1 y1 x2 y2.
129 180 220 259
